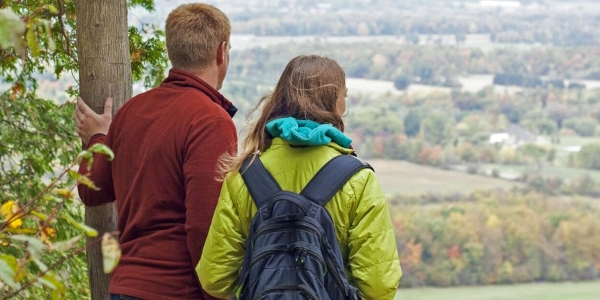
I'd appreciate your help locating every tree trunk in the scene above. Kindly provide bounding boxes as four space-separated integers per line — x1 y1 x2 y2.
74 1 131 299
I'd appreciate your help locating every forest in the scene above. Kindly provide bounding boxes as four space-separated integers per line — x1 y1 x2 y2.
1 0 600 298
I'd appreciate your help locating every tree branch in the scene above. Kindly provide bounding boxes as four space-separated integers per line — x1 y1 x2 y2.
1 233 110 300
56 0 72 57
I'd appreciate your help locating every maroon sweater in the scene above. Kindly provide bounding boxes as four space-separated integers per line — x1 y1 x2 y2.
78 69 237 299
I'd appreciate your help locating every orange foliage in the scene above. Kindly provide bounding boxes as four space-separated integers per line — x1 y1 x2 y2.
418 145 432 164
131 49 144 63
10 83 23 101
429 145 443 164
447 245 462 260
401 239 423 269
373 136 384 157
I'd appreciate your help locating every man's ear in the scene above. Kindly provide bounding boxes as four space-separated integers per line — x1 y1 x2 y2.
217 41 226 65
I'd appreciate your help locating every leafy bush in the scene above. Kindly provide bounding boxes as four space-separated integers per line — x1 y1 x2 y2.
394 74 411 90
563 117 598 137
1 144 120 299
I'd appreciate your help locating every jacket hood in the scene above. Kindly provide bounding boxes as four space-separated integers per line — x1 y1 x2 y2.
266 117 352 148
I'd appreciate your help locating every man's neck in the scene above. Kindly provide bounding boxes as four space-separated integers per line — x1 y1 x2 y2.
191 66 219 90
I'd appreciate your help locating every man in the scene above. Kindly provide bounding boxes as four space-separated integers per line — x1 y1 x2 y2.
76 3 237 299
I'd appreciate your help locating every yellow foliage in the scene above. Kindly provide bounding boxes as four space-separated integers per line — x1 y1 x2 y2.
53 188 74 199
486 214 501 229
555 221 571 242
40 225 57 245
1 200 23 229
499 146 517 164
43 226 56 238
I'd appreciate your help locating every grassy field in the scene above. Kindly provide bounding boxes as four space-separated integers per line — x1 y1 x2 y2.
557 136 600 148
369 159 523 196
479 163 600 182
395 281 600 300
554 136 600 163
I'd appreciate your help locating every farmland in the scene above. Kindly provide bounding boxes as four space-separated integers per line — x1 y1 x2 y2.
369 159 523 196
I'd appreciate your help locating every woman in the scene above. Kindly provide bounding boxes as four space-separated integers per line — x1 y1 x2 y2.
197 55 401 299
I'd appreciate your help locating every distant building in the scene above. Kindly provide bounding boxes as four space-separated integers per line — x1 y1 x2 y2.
489 123 541 146
479 1 522 8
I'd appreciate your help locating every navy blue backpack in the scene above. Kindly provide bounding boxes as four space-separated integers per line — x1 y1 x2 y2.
234 154 372 300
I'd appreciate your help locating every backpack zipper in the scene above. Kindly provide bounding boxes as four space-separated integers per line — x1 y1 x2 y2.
252 285 319 300
296 247 326 269
250 218 343 295
250 246 325 267
324 252 348 296
252 219 322 247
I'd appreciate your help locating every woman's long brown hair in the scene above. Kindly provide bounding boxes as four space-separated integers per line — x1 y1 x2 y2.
218 55 347 178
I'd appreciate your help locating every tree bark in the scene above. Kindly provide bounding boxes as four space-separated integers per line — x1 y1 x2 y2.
74 1 131 299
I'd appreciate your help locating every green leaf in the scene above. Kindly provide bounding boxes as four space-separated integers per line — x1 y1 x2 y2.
30 210 54 223
61 215 98 237
68 169 82 180
68 170 99 191
128 0 155 11
32 256 49 273
0 254 20 288
40 19 56 52
25 19 41 57
0 8 26 51
76 149 93 159
87 143 115 161
43 5 59 15
10 235 46 262
49 236 82 252
101 233 121 273
39 272 65 298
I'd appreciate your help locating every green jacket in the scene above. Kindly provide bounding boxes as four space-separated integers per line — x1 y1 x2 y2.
197 138 401 299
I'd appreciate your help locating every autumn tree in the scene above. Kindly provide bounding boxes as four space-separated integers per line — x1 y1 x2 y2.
0 0 166 298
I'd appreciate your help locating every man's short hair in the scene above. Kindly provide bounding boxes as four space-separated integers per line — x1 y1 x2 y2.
166 3 231 73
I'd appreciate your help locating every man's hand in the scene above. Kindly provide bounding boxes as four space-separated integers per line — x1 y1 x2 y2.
75 97 113 145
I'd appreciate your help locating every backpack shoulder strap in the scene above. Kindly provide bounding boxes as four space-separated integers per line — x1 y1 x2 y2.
240 155 281 209
301 155 373 207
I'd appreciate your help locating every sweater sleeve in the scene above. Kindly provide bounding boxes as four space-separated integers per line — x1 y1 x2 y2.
197 177 246 299
347 170 402 300
183 115 237 275
77 133 116 206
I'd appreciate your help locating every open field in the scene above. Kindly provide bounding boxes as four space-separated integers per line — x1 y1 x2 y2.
479 163 600 182
395 281 600 300
554 136 600 160
557 136 600 148
369 159 523 196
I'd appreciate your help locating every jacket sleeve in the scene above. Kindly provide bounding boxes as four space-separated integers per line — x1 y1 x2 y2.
347 170 402 300
183 115 237 271
77 133 116 206
196 176 247 299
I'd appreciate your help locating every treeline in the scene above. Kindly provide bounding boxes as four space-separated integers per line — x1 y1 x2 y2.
229 44 600 89
228 0 600 46
392 190 600 287
493 74 587 89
